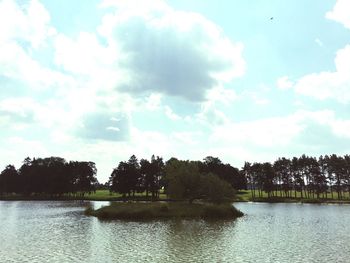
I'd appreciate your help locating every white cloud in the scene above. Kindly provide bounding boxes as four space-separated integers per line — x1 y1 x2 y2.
0 40 74 90
164 106 181 121
209 109 350 147
293 45 350 103
211 114 301 148
53 32 118 76
0 0 75 94
0 0 55 48
315 38 324 47
194 101 228 126
0 136 49 171
170 131 201 146
202 109 350 166
250 92 270 105
96 0 245 101
326 0 350 30
206 86 237 105
286 1 350 104
5 0 350 184
277 76 293 90
145 93 162 111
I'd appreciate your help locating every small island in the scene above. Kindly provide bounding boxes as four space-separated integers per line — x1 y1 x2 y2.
86 202 243 220
87 157 244 220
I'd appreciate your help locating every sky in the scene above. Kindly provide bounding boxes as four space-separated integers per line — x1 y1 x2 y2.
0 0 350 183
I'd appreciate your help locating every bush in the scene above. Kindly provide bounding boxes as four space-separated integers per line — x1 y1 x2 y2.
200 173 236 203
165 160 236 203
87 202 243 220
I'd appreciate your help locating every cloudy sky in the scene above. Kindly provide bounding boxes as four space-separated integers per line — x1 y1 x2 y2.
1 0 350 182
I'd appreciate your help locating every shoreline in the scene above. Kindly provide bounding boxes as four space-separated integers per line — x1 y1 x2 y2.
233 198 350 204
85 202 244 220
2 189 350 204
2 196 350 205
0 195 173 202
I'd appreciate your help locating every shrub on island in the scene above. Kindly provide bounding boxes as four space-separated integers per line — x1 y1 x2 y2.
86 202 243 220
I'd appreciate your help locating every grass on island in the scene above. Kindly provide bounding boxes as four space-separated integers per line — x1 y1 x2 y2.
86 202 244 220
83 190 168 201
235 190 350 203
3 189 350 204
0 190 168 201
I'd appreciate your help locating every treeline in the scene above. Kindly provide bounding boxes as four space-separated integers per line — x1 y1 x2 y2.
0 157 98 197
109 155 246 202
244 154 350 200
2 153 350 201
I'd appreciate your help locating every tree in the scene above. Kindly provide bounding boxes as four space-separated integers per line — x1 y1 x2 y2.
274 158 292 197
201 156 246 190
140 156 164 198
110 161 131 197
0 157 99 197
140 158 151 196
165 159 235 203
310 157 326 199
318 155 329 198
291 157 304 198
69 161 97 196
344 155 350 197
200 173 236 203
149 155 164 198
326 154 344 199
127 155 141 196
250 163 263 197
242 162 255 199
261 162 275 198
0 165 18 195
165 159 201 202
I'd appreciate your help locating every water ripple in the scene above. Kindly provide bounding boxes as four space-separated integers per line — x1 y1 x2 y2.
1 201 350 262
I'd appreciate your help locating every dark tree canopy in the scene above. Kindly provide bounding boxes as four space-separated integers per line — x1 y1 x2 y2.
109 155 165 199
244 154 350 200
0 157 98 197
2 153 350 201
165 158 236 203
200 156 247 190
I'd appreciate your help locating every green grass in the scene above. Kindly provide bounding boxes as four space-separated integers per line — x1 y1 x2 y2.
86 202 244 220
4 189 349 203
0 190 168 201
235 190 350 203
83 190 168 201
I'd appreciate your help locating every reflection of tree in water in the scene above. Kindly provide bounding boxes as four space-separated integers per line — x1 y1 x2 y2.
164 220 237 262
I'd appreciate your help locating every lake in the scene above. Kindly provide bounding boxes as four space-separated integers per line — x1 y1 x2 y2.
0 201 349 262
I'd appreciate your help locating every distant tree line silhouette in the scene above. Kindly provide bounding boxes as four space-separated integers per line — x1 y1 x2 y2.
0 157 97 197
109 155 246 202
243 154 350 200
2 154 350 201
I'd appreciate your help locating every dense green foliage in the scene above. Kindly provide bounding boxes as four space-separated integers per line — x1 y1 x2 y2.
109 155 164 198
0 157 98 197
244 154 350 200
109 155 244 203
165 159 235 203
3 153 350 202
86 202 243 220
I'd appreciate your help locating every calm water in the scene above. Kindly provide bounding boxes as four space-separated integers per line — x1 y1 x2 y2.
0 201 349 263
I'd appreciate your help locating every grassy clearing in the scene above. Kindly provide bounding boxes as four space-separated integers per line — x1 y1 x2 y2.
3 189 350 203
235 190 350 203
83 190 168 201
0 190 168 201
86 202 244 220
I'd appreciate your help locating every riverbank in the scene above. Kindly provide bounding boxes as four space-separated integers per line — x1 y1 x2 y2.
86 202 244 220
2 190 350 204
0 190 168 201
234 190 350 204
